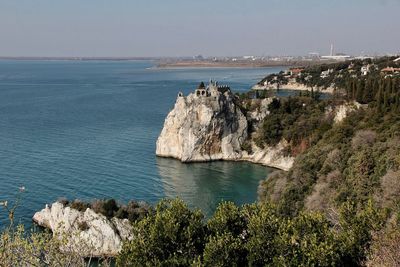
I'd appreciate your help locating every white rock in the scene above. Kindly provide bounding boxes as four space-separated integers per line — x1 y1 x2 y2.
333 101 362 123
156 91 248 162
242 140 294 171
32 202 133 257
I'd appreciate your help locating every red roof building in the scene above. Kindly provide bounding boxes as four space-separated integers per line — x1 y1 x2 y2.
381 67 400 73
289 67 305 76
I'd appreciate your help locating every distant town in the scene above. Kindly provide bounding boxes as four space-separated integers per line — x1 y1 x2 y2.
1 44 399 69
157 45 399 68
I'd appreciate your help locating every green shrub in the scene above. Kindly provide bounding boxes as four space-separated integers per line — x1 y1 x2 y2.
202 233 246 267
69 199 90 212
117 198 206 266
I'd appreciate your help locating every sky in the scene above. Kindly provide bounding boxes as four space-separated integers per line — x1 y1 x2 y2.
0 0 399 57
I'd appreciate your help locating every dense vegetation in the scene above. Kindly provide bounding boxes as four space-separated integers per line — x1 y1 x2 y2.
60 198 153 222
256 57 400 217
258 105 400 215
296 56 399 90
255 58 400 266
1 198 399 266
117 199 387 266
259 56 400 91
254 96 336 155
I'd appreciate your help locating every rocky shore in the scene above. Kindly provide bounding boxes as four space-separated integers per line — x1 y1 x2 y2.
33 202 133 257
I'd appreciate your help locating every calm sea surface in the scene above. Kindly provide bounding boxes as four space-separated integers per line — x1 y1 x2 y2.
0 60 283 225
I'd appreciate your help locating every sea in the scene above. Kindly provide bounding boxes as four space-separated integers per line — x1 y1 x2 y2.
0 60 285 226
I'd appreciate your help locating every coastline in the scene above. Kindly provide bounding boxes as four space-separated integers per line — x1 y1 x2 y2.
253 81 335 94
156 154 292 172
151 65 277 70
155 60 331 69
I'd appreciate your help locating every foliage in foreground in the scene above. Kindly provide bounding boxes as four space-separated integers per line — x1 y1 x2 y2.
0 225 112 267
117 198 386 267
0 197 397 266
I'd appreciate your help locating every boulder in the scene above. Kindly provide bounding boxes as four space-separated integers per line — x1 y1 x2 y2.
32 202 133 257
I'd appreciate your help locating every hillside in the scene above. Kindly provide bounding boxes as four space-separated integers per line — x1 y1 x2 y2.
257 56 400 217
257 56 400 95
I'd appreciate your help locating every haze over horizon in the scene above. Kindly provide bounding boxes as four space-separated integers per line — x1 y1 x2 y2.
1 0 399 57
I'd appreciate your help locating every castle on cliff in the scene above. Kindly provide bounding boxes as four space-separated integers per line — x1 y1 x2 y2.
178 80 231 98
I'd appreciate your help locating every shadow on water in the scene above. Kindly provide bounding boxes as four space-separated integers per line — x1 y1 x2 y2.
156 157 274 217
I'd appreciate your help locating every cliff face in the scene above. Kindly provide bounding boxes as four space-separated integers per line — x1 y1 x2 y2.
33 202 133 257
333 101 363 123
156 86 294 171
156 90 248 162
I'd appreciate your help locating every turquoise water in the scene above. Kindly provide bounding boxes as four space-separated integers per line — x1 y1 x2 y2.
0 60 283 225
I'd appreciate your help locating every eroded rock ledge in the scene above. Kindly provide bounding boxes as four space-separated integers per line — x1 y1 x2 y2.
33 202 133 257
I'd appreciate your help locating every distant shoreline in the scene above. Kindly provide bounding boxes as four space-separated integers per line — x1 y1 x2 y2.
149 65 279 70
0 57 159 61
156 60 336 69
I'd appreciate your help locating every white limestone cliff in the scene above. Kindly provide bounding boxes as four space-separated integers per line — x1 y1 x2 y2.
32 202 133 257
156 88 248 162
156 83 294 171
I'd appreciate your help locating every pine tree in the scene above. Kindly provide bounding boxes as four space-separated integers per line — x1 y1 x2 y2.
383 90 390 110
362 78 373 103
352 80 357 100
355 81 363 103
373 79 379 98
394 92 400 112
376 86 383 113
345 81 350 100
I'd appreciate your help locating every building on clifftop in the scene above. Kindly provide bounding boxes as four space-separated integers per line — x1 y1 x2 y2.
194 80 231 97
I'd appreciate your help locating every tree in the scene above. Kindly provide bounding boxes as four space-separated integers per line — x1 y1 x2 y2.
268 98 281 111
207 201 245 236
117 198 206 266
336 201 386 265
376 86 383 112
202 233 246 267
257 115 283 147
356 80 364 103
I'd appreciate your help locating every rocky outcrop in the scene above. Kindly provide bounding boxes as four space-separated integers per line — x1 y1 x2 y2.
323 101 363 124
246 98 272 125
156 84 294 170
156 88 248 162
240 140 294 171
33 202 133 257
333 101 362 123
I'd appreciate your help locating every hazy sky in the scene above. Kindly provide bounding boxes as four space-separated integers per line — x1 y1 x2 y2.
1 0 399 57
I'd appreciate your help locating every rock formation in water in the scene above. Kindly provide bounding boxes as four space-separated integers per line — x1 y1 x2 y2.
32 202 133 257
156 81 294 170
